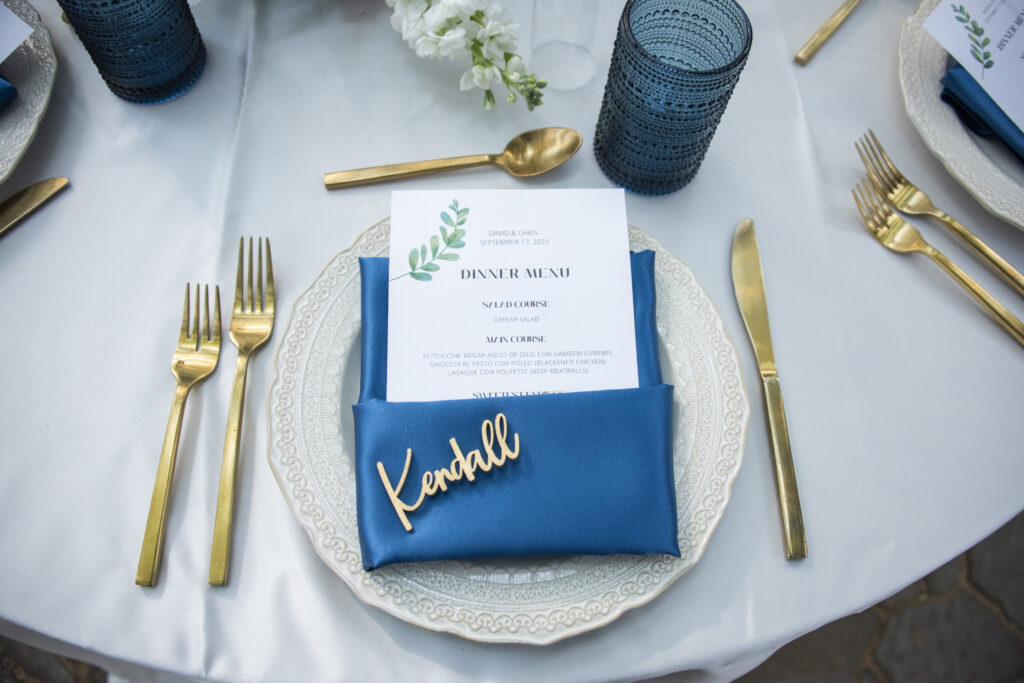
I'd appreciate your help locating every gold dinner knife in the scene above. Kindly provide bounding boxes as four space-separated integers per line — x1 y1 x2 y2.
0 177 69 238
731 218 807 560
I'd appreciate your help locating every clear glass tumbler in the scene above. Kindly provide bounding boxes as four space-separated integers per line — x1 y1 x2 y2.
530 0 598 91
593 0 752 195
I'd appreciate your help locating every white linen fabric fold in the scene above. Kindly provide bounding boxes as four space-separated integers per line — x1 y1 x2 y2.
0 0 1022 681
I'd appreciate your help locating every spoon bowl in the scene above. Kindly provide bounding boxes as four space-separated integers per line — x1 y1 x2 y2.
495 127 583 177
324 127 582 189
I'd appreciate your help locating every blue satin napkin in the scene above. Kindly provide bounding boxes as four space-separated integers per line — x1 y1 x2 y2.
941 63 1024 163
353 250 680 570
0 77 14 110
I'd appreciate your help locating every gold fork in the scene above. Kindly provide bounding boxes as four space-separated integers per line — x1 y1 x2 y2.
856 130 1024 298
853 181 1024 349
210 237 275 586
137 284 221 587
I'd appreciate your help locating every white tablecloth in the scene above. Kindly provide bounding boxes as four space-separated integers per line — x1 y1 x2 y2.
1 0 1022 680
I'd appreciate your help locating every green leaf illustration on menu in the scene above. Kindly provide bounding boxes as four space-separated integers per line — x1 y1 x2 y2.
392 199 470 282
951 4 994 76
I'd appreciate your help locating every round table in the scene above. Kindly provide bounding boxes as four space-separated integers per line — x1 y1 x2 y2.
0 0 1021 680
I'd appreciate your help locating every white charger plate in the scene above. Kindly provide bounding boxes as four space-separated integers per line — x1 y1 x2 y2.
0 0 56 185
899 0 1024 229
267 219 750 644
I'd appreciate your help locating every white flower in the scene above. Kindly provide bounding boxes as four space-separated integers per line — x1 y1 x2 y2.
435 26 468 58
459 63 501 91
384 0 545 111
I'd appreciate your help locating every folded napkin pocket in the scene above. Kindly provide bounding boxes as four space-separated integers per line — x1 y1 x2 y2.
0 77 15 110
941 63 1024 163
353 251 680 570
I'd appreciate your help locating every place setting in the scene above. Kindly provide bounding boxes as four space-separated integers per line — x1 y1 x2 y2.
848 0 1024 350
898 0 1024 228
267 0 762 644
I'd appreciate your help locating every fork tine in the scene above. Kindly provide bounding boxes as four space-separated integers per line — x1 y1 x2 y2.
180 283 191 341
234 237 244 314
192 283 201 348
852 183 875 232
868 130 901 179
256 237 264 312
859 180 882 222
264 238 274 312
855 138 887 191
865 131 902 191
247 237 255 314
202 285 211 342
212 286 221 345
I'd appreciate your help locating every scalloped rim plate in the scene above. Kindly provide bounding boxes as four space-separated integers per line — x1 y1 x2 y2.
898 0 1024 229
267 220 750 644
0 0 56 185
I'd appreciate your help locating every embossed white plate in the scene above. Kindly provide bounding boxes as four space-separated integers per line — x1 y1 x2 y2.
268 220 749 644
0 0 56 185
899 0 1024 229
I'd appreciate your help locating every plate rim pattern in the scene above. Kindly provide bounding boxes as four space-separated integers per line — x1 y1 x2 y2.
267 220 750 644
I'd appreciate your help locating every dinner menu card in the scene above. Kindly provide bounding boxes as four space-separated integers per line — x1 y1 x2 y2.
0 5 32 63
925 0 1024 127
386 189 639 402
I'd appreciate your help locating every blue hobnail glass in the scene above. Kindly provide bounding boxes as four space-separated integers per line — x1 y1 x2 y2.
593 0 752 195
58 0 206 104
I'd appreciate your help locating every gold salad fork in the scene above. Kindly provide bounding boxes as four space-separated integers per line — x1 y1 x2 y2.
210 237 275 586
137 284 221 587
853 181 1024 349
856 130 1024 298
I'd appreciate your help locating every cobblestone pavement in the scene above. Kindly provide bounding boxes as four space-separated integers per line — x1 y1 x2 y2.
735 508 1024 683
3 510 1022 683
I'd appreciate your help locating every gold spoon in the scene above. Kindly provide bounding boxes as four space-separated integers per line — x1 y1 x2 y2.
323 127 582 189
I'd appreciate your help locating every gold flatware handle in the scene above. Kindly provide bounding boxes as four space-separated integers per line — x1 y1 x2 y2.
795 0 862 65
0 177 69 237
137 384 189 586
209 353 250 586
924 244 1024 347
929 210 1024 300
324 153 494 189
761 374 807 560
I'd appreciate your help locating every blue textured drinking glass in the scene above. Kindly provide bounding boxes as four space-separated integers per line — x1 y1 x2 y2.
593 0 752 195
58 0 206 104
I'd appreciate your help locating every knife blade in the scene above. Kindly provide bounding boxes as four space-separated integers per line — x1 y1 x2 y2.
731 218 807 560
0 177 69 238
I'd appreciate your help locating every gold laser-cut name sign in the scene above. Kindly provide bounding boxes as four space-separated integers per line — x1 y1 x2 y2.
376 413 520 532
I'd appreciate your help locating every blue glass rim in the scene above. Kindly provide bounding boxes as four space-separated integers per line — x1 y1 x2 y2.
621 0 753 78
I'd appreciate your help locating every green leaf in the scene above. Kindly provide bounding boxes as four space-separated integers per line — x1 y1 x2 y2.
980 37 990 47
440 225 449 243
457 218 467 226
409 248 419 270
449 240 466 249
457 208 469 219
421 262 440 272
984 59 994 68
410 271 433 282
420 245 427 265
430 235 439 257
436 253 459 261
452 228 466 241
441 211 455 227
